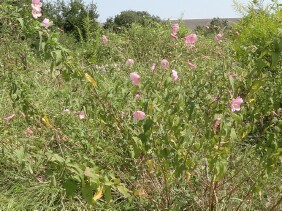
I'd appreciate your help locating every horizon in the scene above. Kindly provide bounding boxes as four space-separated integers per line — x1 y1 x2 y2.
85 0 276 22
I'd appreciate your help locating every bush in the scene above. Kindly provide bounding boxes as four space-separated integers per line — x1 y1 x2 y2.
43 0 99 41
103 10 162 32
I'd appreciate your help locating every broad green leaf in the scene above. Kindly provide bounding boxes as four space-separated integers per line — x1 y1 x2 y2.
230 128 238 141
248 80 265 97
230 112 242 122
215 160 227 181
104 186 112 202
14 147 24 163
17 18 24 28
51 154 64 163
229 76 235 94
52 50 63 66
82 185 93 204
117 185 130 198
143 118 153 132
271 52 279 68
63 179 78 197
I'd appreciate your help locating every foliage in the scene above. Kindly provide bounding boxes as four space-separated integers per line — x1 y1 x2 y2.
195 17 232 36
230 1 282 175
103 10 162 32
0 0 281 210
43 0 99 41
232 1 282 69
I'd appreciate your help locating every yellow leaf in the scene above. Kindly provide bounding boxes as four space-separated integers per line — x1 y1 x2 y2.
93 189 103 202
42 116 53 128
134 188 146 197
146 160 153 173
185 171 191 182
85 73 97 87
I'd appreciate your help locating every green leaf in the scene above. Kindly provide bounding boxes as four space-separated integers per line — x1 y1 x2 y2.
17 18 24 28
143 118 153 133
52 50 63 66
248 80 265 96
104 185 112 202
187 101 195 119
230 128 238 141
51 154 65 163
229 76 235 94
14 147 25 163
63 179 78 197
215 160 227 181
117 185 130 198
82 185 93 204
271 52 279 68
230 112 242 122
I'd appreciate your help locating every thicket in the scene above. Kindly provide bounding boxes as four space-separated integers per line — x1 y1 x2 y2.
43 0 99 41
103 10 162 32
0 0 281 210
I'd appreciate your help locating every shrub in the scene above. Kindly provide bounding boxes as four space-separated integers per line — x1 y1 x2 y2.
103 10 162 32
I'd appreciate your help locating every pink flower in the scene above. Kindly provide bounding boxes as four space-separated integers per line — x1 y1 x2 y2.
211 96 218 102
120 111 125 118
32 9 42 19
188 61 197 69
133 111 145 121
62 108 71 114
231 97 243 112
188 44 195 50
24 128 34 137
185 34 198 44
77 111 85 119
170 33 178 40
31 0 42 9
4 114 15 122
172 23 179 34
42 18 50 29
250 45 257 52
161 59 169 69
130 72 141 86
102 35 108 44
32 0 41 4
171 70 178 82
134 93 141 101
228 73 237 78
215 33 222 42
213 117 221 134
126 59 134 66
151 63 156 71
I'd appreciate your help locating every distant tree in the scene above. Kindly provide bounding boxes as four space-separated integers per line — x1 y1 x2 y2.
209 17 229 33
195 17 231 35
103 10 162 31
43 0 99 41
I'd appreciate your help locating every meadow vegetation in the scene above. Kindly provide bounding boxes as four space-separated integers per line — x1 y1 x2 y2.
0 0 281 210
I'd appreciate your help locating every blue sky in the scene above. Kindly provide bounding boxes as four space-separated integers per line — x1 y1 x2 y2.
85 0 276 22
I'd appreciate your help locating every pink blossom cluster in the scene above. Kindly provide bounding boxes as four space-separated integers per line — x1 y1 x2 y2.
31 0 51 29
31 0 42 19
102 35 108 44
215 33 223 42
184 33 198 49
170 23 179 40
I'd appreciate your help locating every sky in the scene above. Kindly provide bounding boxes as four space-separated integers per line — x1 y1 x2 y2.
84 0 276 22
